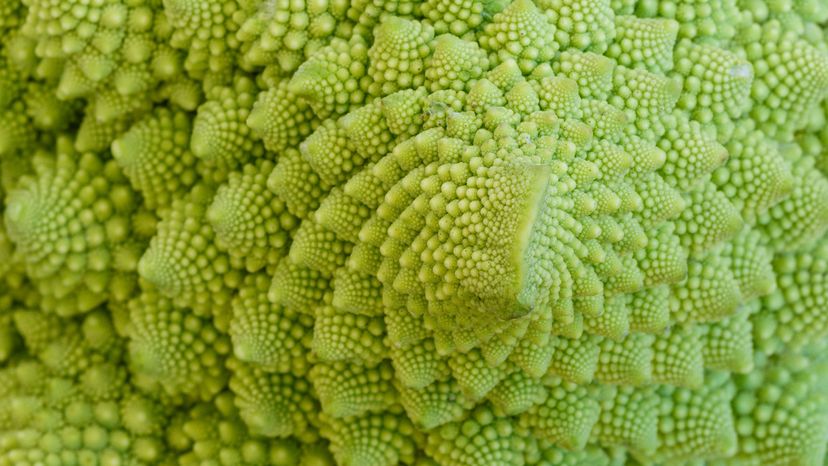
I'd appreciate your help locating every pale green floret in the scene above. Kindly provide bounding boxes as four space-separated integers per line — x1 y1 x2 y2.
635 0 740 42
0 311 180 465
671 256 742 324
727 352 828 466
360 106 420 176
607 16 679 72
720 228 776 301
0 356 173 466
536 0 615 53
175 393 327 466
21 82 80 132
229 273 313 374
160 77 204 113
301 121 366 187
0 100 36 156
311 305 386 366
317 188 374 245
757 153 828 252
581 99 629 140
426 405 527 466
191 76 262 165
634 223 687 286
256 12 827 459
5 146 142 315
291 220 353 274
594 333 654 385
92 88 153 123
490 369 547 415
112 107 200 210
268 148 335 220
674 180 743 256
532 76 581 118
384 303 429 347
519 377 600 450
673 40 754 126
592 386 659 452
421 0 490 36
535 442 613 466
269 261 331 311
714 120 794 222
651 325 704 387
228 357 317 439
448 348 511 400
289 36 370 119
553 49 615 99
648 373 737 463
128 286 230 401
798 100 828 177
247 80 319 154
13 311 80 370
547 336 600 384
320 409 418 466
390 337 449 389
584 294 631 340
479 0 559 73
162 0 244 77
628 285 670 333
425 34 490 92
399 377 471 428
656 113 729 191
137 185 243 321
235 0 349 72
209 160 299 271
367 17 435 97
331 267 383 314
611 66 681 134
0 60 23 111
309 360 397 418
20 0 174 116
701 308 754 373
756 239 828 351
76 105 134 153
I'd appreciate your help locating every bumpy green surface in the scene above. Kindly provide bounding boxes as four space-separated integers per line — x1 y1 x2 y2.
0 0 827 465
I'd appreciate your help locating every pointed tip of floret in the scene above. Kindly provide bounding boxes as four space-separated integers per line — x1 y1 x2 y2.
4 190 39 241
190 124 217 161
110 133 141 168
137 249 180 296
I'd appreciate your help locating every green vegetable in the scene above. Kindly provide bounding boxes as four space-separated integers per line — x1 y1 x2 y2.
0 0 827 465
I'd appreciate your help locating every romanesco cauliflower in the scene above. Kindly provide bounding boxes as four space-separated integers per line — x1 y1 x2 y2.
0 0 827 465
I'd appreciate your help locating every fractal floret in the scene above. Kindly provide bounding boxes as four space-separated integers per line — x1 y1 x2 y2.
0 0 827 465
